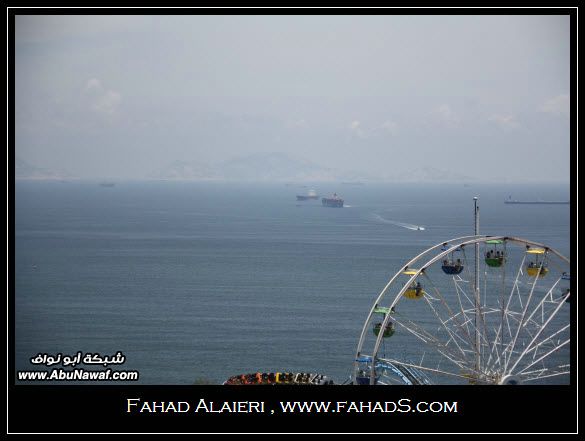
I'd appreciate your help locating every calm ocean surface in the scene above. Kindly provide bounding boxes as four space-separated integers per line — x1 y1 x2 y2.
14 181 570 384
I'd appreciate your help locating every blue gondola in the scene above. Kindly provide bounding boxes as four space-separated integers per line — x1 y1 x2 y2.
355 356 379 385
441 244 464 275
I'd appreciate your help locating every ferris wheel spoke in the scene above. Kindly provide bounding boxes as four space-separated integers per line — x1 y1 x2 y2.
511 339 570 377
504 285 525 358
518 366 570 382
545 256 569 275
425 272 477 344
501 310 529 369
484 326 506 370
508 296 570 375
499 257 525 353
453 247 474 324
476 302 495 370
391 314 472 366
418 284 470 353
453 277 474 338
480 308 511 371
524 277 562 325
525 324 570 365
507 254 527 311
515 340 570 379
505 256 545 373
531 324 570 350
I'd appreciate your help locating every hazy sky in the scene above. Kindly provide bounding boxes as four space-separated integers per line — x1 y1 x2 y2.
14 13 571 181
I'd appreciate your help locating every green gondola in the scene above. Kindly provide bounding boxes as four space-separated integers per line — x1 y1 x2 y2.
485 239 505 267
373 306 395 338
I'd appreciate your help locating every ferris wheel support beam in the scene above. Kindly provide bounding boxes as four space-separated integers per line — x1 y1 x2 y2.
474 197 481 373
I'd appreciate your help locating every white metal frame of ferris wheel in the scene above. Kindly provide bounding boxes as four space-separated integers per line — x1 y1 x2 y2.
353 198 571 385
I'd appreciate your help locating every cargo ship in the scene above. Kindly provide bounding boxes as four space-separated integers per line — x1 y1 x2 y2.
296 189 319 201
505 196 569 205
322 193 344 207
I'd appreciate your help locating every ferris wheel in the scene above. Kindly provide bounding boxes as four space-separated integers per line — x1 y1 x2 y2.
353 200 571 385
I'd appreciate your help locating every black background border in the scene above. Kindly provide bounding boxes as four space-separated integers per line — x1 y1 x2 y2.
7 6 578 435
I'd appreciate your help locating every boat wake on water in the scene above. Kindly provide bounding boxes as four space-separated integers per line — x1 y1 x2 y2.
367 213 425 231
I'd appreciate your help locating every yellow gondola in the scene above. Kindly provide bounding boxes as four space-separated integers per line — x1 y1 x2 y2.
526 248 549 277
402 269 425 299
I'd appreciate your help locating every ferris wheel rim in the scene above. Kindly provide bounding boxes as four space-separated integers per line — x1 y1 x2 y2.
354 235 570 385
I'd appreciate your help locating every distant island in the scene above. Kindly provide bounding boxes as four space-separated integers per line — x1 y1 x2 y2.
505 196 569 205
149 152 357 182
16 157 75 180
148 152 478 184
16 152 492 184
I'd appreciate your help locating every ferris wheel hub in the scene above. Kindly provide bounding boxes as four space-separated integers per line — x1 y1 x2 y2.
499 375 522 385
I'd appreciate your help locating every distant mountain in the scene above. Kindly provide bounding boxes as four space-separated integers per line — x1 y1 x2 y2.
149 153 475 183
218 152 341 182
388 166 476 183
148 160 220 180
16 157 75 180
149 152 368 182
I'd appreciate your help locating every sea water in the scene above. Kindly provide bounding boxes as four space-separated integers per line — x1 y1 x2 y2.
14 180 571 384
